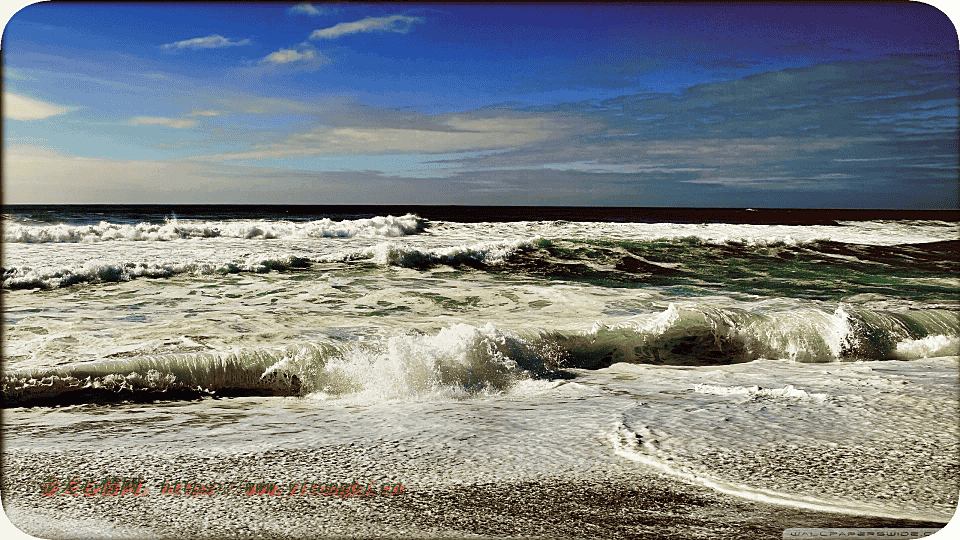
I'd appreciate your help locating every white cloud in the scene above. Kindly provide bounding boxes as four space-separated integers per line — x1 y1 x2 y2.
309 15 423 40
3 93 72 120
161 35 251 50
126 117 197 129
289 3 327 16
262 48 316 64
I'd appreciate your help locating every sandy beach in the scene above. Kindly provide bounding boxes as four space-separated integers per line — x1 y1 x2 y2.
2 444 953 540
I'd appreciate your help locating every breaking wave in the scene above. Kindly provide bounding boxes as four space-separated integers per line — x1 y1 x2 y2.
545 303 959 366
2 324 559 407
4 305 956 407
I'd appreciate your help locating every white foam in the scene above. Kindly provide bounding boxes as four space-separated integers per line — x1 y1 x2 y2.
693 383 828 401
896 335 960 359
269 323 552 404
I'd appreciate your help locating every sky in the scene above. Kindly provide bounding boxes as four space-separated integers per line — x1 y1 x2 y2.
2 2 958 207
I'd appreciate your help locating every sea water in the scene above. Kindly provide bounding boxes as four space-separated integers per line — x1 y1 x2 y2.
2 206 958 522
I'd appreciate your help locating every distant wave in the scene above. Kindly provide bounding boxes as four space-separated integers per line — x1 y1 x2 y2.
0 236 536 289
2 214 424 243
1 235 536 289
319 237 540 268
324 237 960 270
5 306 957 407
2 255 312 290
5 236 958 291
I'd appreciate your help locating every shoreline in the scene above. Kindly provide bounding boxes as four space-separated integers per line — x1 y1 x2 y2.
2 447 953 540
613 433 959 523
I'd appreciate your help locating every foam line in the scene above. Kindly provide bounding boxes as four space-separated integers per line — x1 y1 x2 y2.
608 424 953 523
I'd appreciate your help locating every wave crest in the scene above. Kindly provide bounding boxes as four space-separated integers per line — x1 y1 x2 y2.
2 214 424 243
320 237 540 268
2 324 563 407
2 255 312 290
5 305 956 407
542 303 959 367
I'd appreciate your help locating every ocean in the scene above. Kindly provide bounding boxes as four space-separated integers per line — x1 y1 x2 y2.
2 206 958 537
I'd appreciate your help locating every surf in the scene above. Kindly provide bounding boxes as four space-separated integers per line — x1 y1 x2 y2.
5 304 956 407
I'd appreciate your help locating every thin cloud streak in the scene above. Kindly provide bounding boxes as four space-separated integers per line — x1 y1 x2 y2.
126 117 197 129
309 15 424 40
187 110 222 117
161 35 251 50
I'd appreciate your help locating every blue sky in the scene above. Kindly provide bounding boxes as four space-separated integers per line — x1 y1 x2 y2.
3 2 958 207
